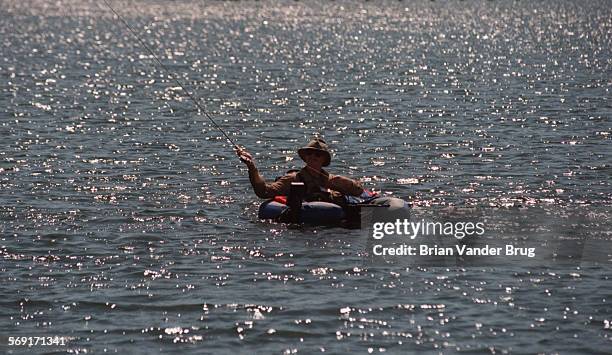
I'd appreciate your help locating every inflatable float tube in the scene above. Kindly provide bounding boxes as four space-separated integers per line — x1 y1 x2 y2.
258 195 410 227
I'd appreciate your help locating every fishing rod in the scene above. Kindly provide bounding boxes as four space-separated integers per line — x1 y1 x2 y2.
102 1 338 181
101 0 238 149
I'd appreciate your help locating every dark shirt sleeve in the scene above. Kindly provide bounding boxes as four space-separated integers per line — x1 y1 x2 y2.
248 168 295 198
327 174 364 196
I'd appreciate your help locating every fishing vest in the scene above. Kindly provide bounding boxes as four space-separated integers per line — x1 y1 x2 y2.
295 168 345 205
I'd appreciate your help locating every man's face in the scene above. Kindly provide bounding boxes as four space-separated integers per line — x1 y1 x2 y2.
302 150 325 168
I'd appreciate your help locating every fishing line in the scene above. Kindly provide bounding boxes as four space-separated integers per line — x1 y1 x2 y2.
101 1 349 183
101 0 238 149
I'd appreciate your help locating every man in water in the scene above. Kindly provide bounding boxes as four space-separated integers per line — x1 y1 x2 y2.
236 138 364 204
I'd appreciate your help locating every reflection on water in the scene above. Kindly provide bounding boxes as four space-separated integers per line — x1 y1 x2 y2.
1 0 610 353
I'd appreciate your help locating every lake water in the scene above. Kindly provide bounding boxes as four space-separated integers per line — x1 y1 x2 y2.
1 0 611 353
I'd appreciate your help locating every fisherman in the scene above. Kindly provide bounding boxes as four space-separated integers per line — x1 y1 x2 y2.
236 138 364 205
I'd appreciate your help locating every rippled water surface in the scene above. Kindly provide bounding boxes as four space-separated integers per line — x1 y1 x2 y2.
1 0 611 353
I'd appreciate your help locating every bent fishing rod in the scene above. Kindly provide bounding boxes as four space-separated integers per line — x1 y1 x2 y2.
102 1 336 181
101 0 238 149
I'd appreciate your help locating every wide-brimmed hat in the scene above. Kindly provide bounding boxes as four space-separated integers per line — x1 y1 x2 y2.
298 138 331 166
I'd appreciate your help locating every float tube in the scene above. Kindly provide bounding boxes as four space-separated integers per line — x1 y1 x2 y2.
258 182 409 227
